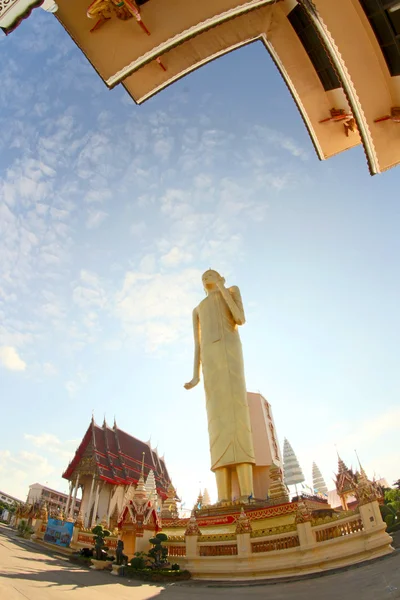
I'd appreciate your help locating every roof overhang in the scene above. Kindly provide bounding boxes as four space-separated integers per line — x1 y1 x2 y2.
0 0 43 34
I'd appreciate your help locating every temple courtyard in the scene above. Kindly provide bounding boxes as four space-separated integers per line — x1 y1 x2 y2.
0 524 398 600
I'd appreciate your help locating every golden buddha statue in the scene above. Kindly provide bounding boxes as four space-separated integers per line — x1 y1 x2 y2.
184 269 255 502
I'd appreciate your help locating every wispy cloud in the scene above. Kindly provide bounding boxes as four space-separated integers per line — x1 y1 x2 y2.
86 208 108 229
0 346 26 371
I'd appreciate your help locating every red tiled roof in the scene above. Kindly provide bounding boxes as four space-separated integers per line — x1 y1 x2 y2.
62 419 171 498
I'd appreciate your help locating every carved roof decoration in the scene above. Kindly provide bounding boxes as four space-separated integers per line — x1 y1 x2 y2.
335 454 356 495
62 418 171 499
0 0 43 35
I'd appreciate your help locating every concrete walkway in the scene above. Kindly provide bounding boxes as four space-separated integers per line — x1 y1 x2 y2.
0 524 399 599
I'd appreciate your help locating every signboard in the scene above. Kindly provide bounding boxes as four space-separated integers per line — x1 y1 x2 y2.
44 518 74 547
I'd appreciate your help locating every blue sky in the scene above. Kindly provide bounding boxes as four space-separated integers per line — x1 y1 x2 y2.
0 10 399 506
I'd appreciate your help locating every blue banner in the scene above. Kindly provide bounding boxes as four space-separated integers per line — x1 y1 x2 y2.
44 518 74 547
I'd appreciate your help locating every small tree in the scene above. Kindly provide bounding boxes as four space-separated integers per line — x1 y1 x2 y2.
92 525 111 561
148 533 168 569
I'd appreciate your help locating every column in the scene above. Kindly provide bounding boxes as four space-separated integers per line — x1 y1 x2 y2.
70 473 80 518
64 481 73 517
91 482 101 528
85 475 96 528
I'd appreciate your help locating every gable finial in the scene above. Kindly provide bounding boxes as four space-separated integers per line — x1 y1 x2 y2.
141 451 145 480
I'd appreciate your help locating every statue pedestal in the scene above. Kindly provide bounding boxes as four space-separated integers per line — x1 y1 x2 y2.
111 564 122 576
90 559 113 570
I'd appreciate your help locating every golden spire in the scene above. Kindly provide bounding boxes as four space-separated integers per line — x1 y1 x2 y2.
355 449 368 479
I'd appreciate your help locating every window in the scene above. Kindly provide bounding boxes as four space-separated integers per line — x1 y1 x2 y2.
360 0 400 76
288 5 341 91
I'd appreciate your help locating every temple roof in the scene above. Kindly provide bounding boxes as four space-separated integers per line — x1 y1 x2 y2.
62 418 171 499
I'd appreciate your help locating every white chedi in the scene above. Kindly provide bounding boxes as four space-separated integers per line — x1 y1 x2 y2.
283 438 305 487
202 488 211 507
145 469 157 501
312 462 328 495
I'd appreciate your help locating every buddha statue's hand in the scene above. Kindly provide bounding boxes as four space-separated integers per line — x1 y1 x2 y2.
215 275 226 289
184 376 200 390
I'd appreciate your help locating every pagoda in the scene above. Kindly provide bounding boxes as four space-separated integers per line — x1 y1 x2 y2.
283 438 305 493
268 463 289 504
335 454 357 510
62 417 171 529
312 462 328 496
334 452 384 511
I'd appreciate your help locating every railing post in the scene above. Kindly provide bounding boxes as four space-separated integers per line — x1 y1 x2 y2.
359 499 387 532
235 508 252 557
295 501 315 549
184 513 201 560
69 524 81 550
236 532 251 557
185 534 198 559
296 521 315 548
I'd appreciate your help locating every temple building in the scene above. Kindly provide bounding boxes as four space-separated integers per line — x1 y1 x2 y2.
331 453 384 510
2 0 400 174
62 417 172 529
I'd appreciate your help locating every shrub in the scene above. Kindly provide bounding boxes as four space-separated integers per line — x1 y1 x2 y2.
130 556 147 570
17 520 33 538
121 567 191 582
148 533 169 569
385 514 395 527
91 525 111 561
171 563 180 571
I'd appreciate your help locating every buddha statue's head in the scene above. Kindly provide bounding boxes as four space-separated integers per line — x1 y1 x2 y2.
202 269 225 293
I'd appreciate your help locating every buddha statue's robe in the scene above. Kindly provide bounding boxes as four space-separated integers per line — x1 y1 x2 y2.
196 287 255 471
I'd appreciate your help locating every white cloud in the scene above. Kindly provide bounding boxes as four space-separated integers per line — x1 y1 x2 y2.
115 268 202 351
43 362 57 376
154 137 174 160
161 246 193 268
139 254 157 274
130 220 147 237
73 270 107 310
194 173 213 190
251 125 309 161
0 431 79 500
65 381 79 397
0 346 26 371
84 189 112 204
86 209 108 229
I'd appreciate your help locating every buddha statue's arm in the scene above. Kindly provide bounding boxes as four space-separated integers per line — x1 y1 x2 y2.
184 308 201 390
217 282 246 326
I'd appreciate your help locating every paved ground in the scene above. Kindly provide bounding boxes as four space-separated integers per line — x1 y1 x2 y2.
0 524 399 599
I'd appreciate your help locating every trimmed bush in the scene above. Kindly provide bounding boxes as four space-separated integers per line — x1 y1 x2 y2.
121 567 191 582
130 556 147 570
385 514 395 527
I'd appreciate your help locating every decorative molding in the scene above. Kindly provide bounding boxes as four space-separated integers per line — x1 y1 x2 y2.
107 0 277 87
0 0 17 17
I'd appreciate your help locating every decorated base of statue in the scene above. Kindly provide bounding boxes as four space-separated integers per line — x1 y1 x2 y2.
90 559 113 570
